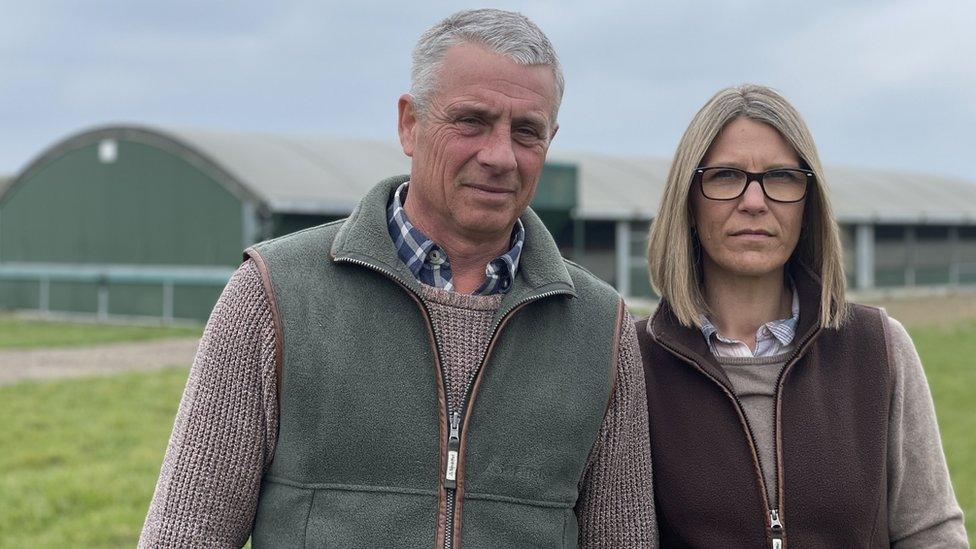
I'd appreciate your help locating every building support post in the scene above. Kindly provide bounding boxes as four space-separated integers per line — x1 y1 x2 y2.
905 226 916 286
573 218 586 262
855 224 875 290
615 220 631 297
949 226 960 286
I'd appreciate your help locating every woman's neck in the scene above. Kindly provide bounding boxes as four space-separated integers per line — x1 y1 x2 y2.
702 265 792 349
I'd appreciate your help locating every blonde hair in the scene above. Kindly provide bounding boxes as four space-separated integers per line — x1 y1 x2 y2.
647 84 847 329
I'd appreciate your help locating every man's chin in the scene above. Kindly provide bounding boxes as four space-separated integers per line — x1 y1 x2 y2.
455 213 519 240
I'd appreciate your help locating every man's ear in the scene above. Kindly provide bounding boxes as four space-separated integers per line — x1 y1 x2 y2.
398 94 417 157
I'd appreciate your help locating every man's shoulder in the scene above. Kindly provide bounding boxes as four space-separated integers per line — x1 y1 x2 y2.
561 258 621 303
249 219 348 256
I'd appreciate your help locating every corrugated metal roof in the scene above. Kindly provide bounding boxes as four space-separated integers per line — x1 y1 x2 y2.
12 125 976 224
167 129 411 214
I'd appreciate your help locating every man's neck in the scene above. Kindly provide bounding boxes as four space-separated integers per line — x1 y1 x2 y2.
702 265 791 350
403 197 512 294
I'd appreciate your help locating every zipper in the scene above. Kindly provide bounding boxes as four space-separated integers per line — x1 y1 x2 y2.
443 412 460 549
334 256 569 549
445 412 460 488
770 509 783 548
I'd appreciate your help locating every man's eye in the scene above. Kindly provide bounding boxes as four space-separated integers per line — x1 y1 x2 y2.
516 127 541 138
458 117 482 125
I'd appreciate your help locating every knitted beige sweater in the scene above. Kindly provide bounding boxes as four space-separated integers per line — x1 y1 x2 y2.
139 260 657 548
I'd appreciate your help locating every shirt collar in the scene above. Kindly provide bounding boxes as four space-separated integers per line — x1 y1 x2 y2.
387 181 524 295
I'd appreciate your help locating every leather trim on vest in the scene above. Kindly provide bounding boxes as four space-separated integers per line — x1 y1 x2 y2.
605 298 625 417
870 305 896 544
243 247 285 417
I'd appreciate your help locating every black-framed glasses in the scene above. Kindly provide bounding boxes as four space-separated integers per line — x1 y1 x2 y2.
694 166 813 203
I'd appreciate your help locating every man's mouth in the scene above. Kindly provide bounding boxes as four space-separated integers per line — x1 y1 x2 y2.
465 183 515 195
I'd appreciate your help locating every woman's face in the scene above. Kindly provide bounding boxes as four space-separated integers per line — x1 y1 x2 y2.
691 117 806 281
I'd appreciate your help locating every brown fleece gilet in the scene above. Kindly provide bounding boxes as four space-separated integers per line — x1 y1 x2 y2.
637 269 893 548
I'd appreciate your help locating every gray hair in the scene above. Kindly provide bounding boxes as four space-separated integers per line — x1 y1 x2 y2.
410 9 564 121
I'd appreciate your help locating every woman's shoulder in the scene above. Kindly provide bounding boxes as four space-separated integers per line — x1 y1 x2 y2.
840 302 913 347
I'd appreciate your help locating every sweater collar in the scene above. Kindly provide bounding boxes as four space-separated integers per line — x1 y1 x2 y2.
331 175 576 301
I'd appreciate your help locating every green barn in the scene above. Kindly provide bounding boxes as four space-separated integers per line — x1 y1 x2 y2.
0 125 576 322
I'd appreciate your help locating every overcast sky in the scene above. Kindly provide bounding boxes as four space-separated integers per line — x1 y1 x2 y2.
2 0 974 182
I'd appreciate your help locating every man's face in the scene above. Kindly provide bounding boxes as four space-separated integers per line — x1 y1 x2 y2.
398 42 558 243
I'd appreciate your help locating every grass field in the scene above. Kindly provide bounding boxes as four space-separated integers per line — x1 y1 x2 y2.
0 316 201 349
911 321 976 541
0 317 973 546
0 367 188 547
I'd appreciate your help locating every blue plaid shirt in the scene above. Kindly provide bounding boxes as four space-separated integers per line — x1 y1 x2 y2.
387 181 524 295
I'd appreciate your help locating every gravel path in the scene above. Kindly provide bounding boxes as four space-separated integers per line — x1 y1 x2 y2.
0 337 200 386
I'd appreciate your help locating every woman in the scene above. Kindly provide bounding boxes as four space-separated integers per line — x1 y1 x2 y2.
638 84 967 547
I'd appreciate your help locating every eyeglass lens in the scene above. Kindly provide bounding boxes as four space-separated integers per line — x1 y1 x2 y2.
699 168 807 202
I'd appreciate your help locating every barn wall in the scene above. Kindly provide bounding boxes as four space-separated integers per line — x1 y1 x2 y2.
0 139 242 266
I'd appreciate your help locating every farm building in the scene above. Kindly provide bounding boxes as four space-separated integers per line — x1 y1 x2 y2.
1 124 975 322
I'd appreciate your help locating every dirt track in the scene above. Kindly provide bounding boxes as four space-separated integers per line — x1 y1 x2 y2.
0 337 199 386
859 292 976 328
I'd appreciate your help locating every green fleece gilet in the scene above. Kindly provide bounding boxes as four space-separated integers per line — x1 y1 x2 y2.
247 176 621 549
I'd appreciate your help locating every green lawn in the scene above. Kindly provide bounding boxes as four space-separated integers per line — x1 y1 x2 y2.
0 323 972 547
910 321 976 543
0 367 188 548
0 316 201 349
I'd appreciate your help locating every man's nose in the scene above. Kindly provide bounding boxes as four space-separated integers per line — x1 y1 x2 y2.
477 124 518 173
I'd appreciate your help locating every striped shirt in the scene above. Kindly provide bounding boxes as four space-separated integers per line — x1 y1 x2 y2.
699 283 799 358
387 181 524 295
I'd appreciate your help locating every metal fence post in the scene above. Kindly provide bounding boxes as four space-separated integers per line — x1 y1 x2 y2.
162 281 174 322
97 276 109 319
39 277 50 313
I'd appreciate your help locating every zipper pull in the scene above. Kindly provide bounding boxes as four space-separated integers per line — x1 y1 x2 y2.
769 509 784 549
444 412 461 489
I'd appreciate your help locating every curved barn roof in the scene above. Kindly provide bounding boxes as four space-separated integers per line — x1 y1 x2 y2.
9 124 976 224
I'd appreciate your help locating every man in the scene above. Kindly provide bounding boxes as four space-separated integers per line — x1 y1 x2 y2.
140 9 655 548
